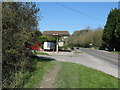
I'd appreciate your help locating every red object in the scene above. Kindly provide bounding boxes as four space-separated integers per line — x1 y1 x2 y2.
53 34 58 35
29 42 40 51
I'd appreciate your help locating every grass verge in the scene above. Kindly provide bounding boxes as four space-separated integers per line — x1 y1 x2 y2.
16 56 54 88
32 51 49 55
23 58 54 88
74 51 83 54
111 51 120 54
55 61 119 88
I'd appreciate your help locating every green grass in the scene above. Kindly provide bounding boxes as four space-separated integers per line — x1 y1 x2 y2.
111 51 120 54
16 56 54 88
94 47 100 50
32 51 49 55
74 51 83 54
14 58 119 88
55 62 119 88
23 59 54 88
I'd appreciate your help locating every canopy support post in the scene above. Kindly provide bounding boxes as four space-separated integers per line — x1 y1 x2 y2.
56 36 59 53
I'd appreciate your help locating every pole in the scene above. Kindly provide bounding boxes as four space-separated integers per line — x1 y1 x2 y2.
56 36 58 53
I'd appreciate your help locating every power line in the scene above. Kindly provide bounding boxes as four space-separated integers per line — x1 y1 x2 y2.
54 2 104 22
118 1 120 9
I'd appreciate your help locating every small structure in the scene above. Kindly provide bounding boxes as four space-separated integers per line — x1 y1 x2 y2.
43 31 70 53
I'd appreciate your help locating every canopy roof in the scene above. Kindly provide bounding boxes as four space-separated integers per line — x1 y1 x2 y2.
43 31 70 36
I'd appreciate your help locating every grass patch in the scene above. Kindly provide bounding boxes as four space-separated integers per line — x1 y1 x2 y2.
94 47 99 50
23 58 54 88
74 51 83 54
55 62 119 88
59 49 72 52
16 56 54 88
32 51 49 55
111 51 120 54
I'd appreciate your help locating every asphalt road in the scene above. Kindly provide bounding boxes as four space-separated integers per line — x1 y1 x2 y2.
38 49 120 78
78 48 119 69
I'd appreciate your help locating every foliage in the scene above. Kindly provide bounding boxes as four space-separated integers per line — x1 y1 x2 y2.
5 56 54 88
66 27 103 48
102 8 120 51
2 2 41 88
21 56 54 88
93 29 103 47
39 35 56 48
39 35 56 43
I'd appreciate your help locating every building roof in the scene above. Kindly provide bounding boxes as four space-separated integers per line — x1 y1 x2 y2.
43 31 70 36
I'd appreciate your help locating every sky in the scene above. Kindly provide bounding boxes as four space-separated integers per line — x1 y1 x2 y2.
14 0 120 2
36 2 118 34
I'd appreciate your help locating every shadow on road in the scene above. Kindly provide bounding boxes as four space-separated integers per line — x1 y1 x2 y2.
59 50 71 52
32 55 55 62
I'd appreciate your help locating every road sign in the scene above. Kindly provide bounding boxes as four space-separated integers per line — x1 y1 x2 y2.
53 34 58 35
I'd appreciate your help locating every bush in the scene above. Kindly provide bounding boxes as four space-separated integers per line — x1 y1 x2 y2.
2 2 41 88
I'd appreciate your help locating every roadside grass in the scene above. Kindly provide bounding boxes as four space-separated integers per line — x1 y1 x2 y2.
111 51 120 54
59 49 72 52
32 51 49 55
54 61 119 88
23 58 54 88
94 47 99 50
74 51 83 54
16 56 55 88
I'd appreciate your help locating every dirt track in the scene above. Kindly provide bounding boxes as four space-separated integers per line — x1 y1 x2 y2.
39 61 61 88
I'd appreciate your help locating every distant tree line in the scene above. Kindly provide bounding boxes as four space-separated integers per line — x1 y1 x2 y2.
66 27 103 48
66 8 120 51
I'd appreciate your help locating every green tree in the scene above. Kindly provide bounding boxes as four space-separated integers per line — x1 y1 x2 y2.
102 8 120 51
39 35 56 49
66 27 103 48
93 28 103 47
39 35 56 43
114 9 120 50
2 2 41 88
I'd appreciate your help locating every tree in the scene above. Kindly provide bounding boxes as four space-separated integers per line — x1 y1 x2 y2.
39 35 56 49
93 29 103 47
102 8 120 51
39 35 56 43
2 2 41 87
114 9 120 50
66 27 103 48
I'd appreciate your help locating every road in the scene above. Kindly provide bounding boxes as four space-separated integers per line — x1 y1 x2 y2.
38 50 119 78
78 48 119 69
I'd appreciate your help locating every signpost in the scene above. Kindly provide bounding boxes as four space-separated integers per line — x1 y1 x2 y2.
53 34 59 53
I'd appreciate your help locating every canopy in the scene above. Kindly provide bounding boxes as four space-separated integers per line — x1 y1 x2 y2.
43 31 70 36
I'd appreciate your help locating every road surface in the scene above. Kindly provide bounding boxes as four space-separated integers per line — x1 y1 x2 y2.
37 50 119 78
78 48 119 69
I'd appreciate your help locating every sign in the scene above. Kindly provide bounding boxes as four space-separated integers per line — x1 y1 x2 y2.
53 34 58 35
90 43 92 46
